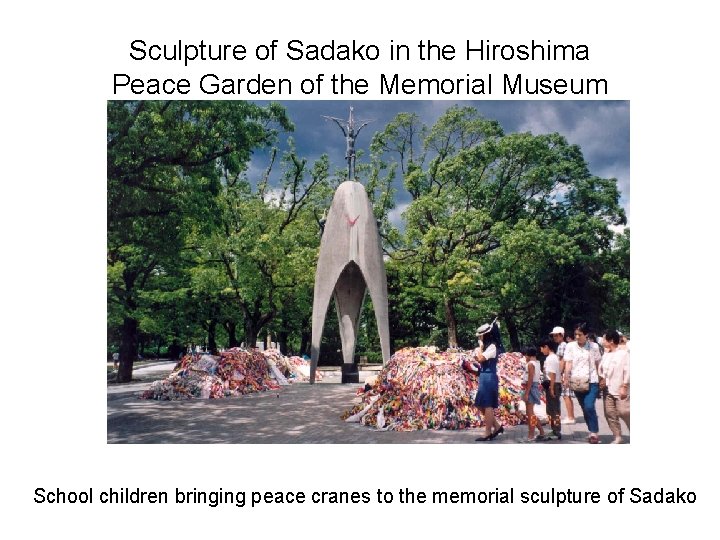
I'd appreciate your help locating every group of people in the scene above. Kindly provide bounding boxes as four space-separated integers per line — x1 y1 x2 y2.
471 322 630 444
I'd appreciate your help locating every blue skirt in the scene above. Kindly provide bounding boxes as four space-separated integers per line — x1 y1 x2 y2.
475 373 499 409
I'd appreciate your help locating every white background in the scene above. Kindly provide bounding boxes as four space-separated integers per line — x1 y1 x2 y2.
1 1 717 538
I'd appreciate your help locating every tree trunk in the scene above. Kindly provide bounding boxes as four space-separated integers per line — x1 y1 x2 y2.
504 315 520 351
277 331 288 355
117 316 138 383
224 321 239 348
300 330 310 357
207 319 218 354
168 341 184 361
444 296 458 348
244 320 259 349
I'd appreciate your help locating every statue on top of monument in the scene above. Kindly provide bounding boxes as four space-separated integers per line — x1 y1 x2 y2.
322 106 373 180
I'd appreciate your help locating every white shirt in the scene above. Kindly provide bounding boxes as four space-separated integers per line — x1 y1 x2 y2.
599 349 630 397
481 344 497 360
564 340 601 383
470 344 497 372
544 353 561 383
528 359 542 383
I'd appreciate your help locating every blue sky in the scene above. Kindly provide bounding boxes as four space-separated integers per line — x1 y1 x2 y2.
253 100 630 227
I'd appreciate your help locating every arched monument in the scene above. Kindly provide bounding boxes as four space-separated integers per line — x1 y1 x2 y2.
310 108 390 383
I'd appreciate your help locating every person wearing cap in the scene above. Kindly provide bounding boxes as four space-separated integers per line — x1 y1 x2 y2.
550 326 576 424
473 322 504 441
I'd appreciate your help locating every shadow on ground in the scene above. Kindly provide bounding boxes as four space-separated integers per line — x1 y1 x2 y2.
107 381 625 444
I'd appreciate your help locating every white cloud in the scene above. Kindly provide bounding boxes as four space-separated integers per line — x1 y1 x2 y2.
263 188 290 208
388 202 409 228
516 101 630 225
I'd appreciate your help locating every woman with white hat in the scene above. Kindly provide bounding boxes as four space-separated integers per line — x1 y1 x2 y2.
473 322 504 441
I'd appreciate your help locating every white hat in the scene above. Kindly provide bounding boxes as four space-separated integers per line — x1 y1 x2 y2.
475 323 493 336
550 326 565 335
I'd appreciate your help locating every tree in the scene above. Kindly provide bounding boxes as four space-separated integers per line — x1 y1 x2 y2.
108 102 629 374
107 101 291 382
193 146 330 348
373 105 626 348
385 259 444 348
473 220 579 348
599 228 630 332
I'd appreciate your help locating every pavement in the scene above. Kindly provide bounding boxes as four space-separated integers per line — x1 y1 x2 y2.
107 361 628 444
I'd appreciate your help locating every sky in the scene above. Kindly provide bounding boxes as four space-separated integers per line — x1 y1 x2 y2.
253 100 630 227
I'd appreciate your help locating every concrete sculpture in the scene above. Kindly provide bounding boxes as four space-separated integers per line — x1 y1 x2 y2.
310 110 390 383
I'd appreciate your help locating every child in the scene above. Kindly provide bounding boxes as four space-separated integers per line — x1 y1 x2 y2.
540 339 562 440
522 346 547 442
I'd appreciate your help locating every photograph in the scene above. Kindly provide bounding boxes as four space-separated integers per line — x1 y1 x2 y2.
107 100 630 443
10 3 720 539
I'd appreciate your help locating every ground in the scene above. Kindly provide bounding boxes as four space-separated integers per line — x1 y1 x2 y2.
107 361 626 444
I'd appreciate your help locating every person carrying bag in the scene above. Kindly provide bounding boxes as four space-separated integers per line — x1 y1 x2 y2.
563 323 602 443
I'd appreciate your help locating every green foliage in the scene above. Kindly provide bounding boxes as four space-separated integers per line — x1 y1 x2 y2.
108 102 629 372
108 101 295 380
373 107 628 349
